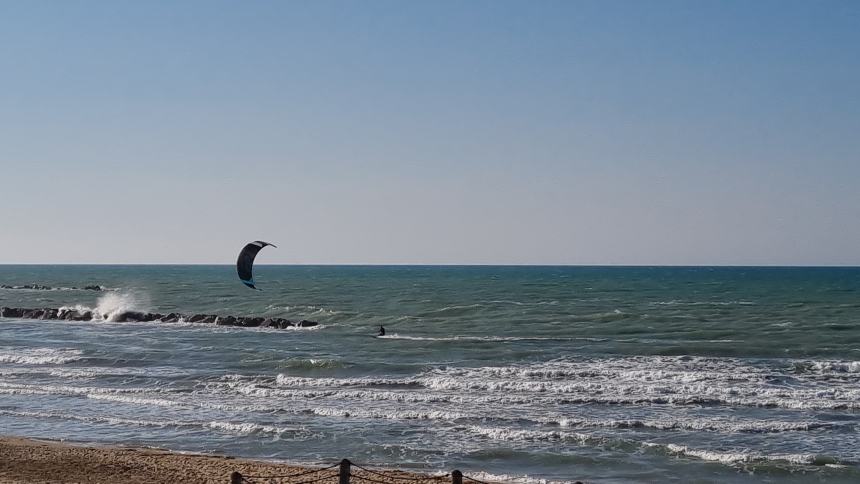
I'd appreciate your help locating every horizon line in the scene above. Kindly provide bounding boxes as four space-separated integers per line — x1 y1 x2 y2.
0 263 859 268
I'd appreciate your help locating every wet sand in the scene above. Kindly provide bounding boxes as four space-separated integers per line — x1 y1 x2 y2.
0 436 451 483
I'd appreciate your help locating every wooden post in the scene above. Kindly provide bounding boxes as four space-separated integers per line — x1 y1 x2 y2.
229 471 243 484
339 459 351 484
452 470 463 484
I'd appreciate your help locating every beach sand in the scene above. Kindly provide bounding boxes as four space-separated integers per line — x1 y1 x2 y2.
0 436 453 484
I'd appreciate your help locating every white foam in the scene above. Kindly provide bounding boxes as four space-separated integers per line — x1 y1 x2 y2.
275 374 414 388
662 443 838 466
205 421 295 436
86 393 185 408
378 334 602 343
56 292 149 322
306 406 467 421
808 361 860 374
464 471 573 484
0 347 83 365
0 409 296 436
0 381 180 397
547 417 831 433
96 292 146 321
466 425 593 445
209 356 860 411
649 300 755 306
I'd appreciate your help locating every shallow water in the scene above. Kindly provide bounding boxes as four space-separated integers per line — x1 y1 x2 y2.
1 265 859 483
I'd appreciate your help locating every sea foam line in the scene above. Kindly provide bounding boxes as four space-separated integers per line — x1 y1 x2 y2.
0 409 302 437
0 347 83 365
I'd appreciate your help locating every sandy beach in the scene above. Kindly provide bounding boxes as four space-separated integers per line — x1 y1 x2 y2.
0 436 450 484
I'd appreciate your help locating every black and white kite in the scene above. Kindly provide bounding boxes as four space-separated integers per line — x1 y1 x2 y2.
236 241 276 290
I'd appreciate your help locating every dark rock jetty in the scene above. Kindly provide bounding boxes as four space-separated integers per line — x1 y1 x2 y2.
0 307 318 329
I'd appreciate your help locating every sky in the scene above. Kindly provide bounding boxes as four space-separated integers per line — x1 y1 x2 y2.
0 0 858 265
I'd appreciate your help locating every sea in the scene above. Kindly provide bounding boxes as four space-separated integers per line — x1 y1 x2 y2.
0 265 858 483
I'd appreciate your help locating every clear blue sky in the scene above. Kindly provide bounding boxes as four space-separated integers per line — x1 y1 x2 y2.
1 0 858 265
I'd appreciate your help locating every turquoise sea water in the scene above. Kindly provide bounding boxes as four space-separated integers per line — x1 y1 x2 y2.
1 265 859 483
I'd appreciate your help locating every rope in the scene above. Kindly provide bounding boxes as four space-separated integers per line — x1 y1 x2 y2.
237 461 457 483
242 463 340 479
351 462 449 481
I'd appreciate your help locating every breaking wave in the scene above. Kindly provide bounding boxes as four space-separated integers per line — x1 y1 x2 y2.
0 347 83 365
0 409 300 436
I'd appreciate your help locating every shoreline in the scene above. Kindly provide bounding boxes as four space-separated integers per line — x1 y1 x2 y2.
0 435 457 484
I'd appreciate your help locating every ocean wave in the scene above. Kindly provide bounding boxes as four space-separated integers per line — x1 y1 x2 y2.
463 471 573 484
235 356 860 410
212 376 859 413
466 426 596 445
275 374 418 388
795 361 860 374
659 443 841 466
0 381 185 398
62 381 844 433
205 420 298 436
0 347 83 365
469 425 847 467
648 300 755 307
86 393 186 408
304 407 468 421
378 334 605 343
0 409 299 436
0 365 187 380
416 304 485 316
546 417 838 433
278 358 345 370
0 409 199 429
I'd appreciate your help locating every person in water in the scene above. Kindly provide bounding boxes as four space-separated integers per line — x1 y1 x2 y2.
377 325 385 336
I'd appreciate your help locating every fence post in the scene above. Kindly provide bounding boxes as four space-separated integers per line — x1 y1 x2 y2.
229 471 243 484
339 459 351 484
451 470 463 484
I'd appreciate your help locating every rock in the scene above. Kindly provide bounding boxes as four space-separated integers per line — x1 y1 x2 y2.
3 306 319 331
241 317 264 327
260 318 293 329
260 318 293 328
82 285 103 291
114 311 151 322
23 309 44 319
1 307 23 318
215 315 237 326
160 313 180 323
62 310 91 321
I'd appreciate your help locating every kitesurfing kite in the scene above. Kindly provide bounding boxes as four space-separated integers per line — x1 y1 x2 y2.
236 241 276 290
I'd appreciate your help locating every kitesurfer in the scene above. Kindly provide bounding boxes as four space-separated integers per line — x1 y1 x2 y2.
377 325 385 336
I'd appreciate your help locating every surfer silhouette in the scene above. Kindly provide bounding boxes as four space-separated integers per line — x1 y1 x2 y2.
377 325 385 336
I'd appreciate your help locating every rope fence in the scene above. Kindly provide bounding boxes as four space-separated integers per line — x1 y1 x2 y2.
230 459 567 484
